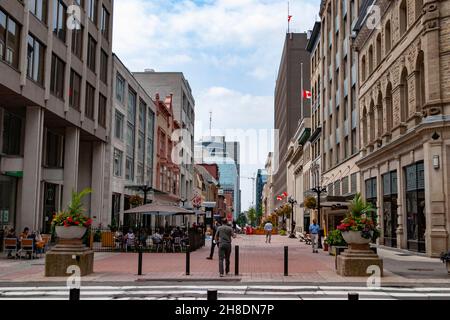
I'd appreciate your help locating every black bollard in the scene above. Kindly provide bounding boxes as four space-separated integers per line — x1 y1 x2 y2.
235 245 239 276
138 251 143 275
207 290 218 300
348 293 359 300
69 288 80 301
284 246 288 276
186 245 191 275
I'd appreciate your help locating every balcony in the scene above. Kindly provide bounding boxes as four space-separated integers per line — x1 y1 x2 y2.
352 64 357 86
344 78 348 97
336 89 340 107
352 109 357 129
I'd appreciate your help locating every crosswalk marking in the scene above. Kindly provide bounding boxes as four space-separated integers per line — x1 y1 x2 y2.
1 285 450 300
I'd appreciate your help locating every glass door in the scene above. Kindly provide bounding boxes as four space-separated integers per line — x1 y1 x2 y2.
405 162 425 253
43 183 58 234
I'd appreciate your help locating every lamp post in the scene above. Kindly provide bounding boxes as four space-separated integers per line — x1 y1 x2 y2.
311 186 327 249
288 196 297 238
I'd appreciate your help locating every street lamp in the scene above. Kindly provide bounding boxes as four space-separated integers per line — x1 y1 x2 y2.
288 196 297 238
311 186 327 249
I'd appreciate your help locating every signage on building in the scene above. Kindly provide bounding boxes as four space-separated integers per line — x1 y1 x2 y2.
218 189 224 196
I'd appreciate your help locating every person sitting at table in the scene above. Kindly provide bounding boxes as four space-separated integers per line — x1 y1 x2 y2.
124 229 136 251
34 231 45 255
5 228 19 258
19 227 30 241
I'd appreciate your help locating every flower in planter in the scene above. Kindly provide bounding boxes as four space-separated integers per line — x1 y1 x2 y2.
51 188 93 229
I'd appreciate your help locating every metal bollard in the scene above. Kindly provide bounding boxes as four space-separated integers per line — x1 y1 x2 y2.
207 290 218 301
69 288 80 301
186 245 191 275
235 245 239 276
348 293 359 300
284 246 288 276
138 251 143 275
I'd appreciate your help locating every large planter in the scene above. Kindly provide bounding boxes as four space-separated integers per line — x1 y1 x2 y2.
55 226 87 239
341 231 371 245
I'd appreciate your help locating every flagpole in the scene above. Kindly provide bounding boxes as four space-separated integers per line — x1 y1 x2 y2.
287 1 290 33
301 62 304 118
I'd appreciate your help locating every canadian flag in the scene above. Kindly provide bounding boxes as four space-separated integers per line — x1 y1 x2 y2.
277 196 283 201
288 15 293 22
303 90 312 100
282 192 288 198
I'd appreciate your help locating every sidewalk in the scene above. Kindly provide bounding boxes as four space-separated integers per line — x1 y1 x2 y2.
0 235 449 285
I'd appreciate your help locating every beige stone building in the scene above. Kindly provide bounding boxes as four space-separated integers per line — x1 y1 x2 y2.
318 0 363 234
262 152 274 218
354 0 450 256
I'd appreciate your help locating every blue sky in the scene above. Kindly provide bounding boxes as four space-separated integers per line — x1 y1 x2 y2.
113 0 321 211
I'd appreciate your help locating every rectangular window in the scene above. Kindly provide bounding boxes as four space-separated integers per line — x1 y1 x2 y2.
113 148 123 177
128 89 137 124
71 26 83 59
0 10 20 68
27 34 45 84
98 94 107 128
114 111 124 140
100 49 108 84
365 177 377 206
138 132 145 163
146 109 155 184
45 129 64 168
85 83 95 120
100 5 110 40
126 156 134 181
334 180 341 196
116 74 125 103
87 35 96 72
139 100 146 133
126 123 135 158
69 70 81 110
342 176 349 195
29 0 48 24
350 172 357 193
2 111 22 156
50 54 65 99
52 0 67 42
88 0 98 25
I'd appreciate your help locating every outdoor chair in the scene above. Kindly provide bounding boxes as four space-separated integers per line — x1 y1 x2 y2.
173 237 182 252
4 238 19 259
20 239 35 259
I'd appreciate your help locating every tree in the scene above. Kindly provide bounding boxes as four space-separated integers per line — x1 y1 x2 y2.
247 207 257 227
236 213 247 227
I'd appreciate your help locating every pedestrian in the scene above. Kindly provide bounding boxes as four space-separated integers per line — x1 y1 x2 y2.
206 220 221 260
309 219 320 253
214 219 236 277
264 221 273 244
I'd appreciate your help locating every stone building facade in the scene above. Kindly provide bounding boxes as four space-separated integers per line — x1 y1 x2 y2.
354 0 450 256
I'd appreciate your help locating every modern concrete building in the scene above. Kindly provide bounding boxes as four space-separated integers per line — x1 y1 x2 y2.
133 71 195 209
354 0 450 256
317 0 362 233
107 54 156 228
0 0 114 232
273 33 311 210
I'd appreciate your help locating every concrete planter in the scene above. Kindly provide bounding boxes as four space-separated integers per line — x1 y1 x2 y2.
55 226 87 239
341 231 371 245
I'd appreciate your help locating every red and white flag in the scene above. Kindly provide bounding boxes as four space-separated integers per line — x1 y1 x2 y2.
277 196 283 201
282 192 288 198
288 15 293 22
303 90 312 100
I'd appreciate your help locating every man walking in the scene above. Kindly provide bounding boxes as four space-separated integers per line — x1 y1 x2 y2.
309 219 320 253
214 219 236 277
206 220 220 260
264 221 273 244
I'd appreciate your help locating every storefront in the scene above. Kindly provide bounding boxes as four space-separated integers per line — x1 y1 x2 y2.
0 174 18 230
382 171 398 248
405 161 425 253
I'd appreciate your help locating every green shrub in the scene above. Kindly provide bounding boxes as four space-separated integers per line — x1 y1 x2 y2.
325 229 347 247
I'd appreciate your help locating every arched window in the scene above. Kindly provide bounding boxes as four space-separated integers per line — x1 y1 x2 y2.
368 46 374 74
377 92 383 137
362 107 368 146
376 34 382 65
369 100 375 142
415 0 423 20
385 20 392 53
400 67 409 123
361 55 366 81
415 51 425 112
400 0 407 36
386 82 393 132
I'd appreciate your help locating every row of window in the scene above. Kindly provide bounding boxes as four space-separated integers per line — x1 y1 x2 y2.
326 172 358 197
361 0 423 83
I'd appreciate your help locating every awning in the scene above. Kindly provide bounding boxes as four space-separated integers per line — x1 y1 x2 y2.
123 203 195 216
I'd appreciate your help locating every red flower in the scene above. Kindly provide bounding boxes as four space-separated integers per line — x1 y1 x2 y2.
75 221 80 225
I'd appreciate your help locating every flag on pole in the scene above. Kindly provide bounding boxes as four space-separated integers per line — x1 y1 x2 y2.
303 90 312 100
277 196 283 201
282 192 288 198
288 15 293 22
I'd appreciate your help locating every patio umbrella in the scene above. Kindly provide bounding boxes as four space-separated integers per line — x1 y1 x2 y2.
123 203 194 215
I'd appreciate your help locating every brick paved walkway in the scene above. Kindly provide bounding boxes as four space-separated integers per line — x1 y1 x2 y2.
1 235 449 283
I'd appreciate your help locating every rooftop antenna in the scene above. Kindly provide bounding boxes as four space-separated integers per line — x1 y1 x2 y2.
209 111 212 137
